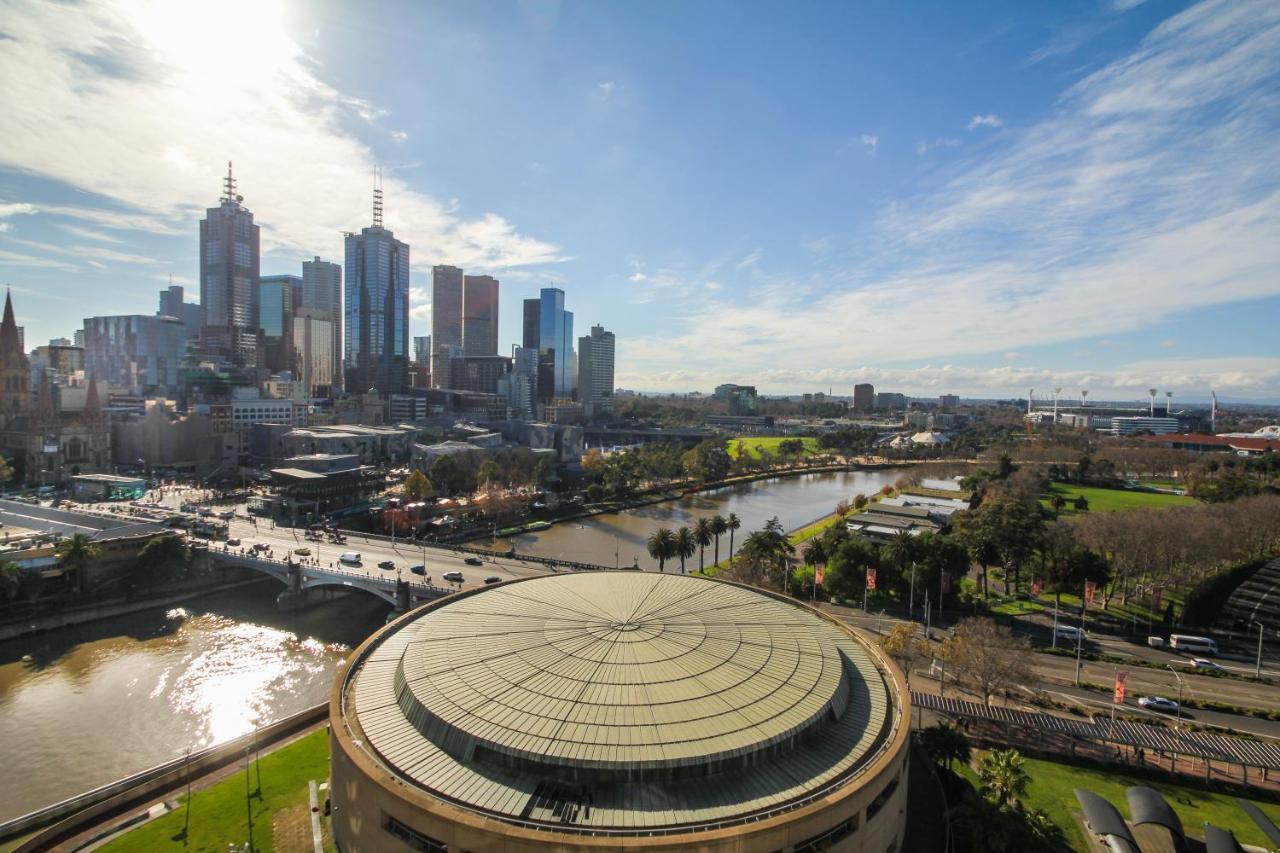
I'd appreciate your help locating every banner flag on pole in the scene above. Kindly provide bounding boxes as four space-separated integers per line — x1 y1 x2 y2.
1113 671 1128 705
1085 580 1097 606
866 568 877 590
815 565 824 586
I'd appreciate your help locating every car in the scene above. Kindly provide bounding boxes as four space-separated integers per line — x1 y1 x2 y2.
1054 625 1086 641
409 564 427 576
442 571 465 583
217 510 234 520
1137 696 1180 713
378 560 396 570
1189 658 1223 672
464 556 484 566
483 576 502 585
339 552 362 565
226 538 241 547
253 543 270 551
294 547 311 556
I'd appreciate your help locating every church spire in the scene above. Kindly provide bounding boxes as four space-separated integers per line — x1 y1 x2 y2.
0 288 27 368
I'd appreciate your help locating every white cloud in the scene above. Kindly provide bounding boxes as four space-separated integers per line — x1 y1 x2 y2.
0 202 37 219
56 223 123 243
966 113 1004 130
858 134 878 155
917 137 961 156
0 249 79 272
390 130 409 142
0 0 564 273
735 249 762 269
596 81 615 100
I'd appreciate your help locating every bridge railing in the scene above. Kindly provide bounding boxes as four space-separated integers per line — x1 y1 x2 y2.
211 549 453 597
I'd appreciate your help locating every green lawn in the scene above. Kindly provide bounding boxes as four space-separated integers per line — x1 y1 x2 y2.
726 435 821 459
1041 483 1197 515
100 728 330 852
958 750 1280 851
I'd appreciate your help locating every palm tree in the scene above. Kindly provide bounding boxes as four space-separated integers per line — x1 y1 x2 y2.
692 518 714 572
885 530 918 573
801 538 826 568
673 527 696 574
726 513 742 562
978 749 1029 811
920 722 970 775
57 533 102 596
709 515 728 565
647 528 676 572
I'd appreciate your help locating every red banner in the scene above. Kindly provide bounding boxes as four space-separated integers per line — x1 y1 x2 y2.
866 568 877 590
815 565 825 586
1031 578 1042 597
1113 671 1128 705
1085 580 1097 606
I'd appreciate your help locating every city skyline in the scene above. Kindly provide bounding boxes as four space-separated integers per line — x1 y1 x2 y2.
0 0 1278 400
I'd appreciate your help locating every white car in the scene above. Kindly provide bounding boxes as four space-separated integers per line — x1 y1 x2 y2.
1054 625 1086 641
1137 696 1180 713
1189 658 1223 672
442 571 465 583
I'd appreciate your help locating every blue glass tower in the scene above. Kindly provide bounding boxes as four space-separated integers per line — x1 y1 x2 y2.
344 186 410 396
538 287 575 399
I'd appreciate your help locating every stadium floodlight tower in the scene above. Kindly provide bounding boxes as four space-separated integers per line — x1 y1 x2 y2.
1165 390 1173 416
1053 387 1063 422
1028 389 1034 415
1148 388 1158 417
1081 389 1088 407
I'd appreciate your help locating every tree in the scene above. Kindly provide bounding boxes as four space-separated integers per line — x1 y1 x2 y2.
57 533 102 595
978 749 1030 810
726 513 741 560
404 470 432 500
1073 495 1089 512
692 518 714 572
477 459 501 489
647 528 676 572
709 515 728 565
801 538 827 568
429 455 471 495
941 617 1032 706
0 559 20 604
920 722 970 774
534 456 557 487
683 440 732 483
879 622 931 687
130 534 189 589
673 526 697 574
0 454 13 487
1049 493 1065 518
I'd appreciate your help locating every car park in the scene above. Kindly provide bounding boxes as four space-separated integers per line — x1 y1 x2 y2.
1137 696 1180 713
464 556 484 566
442 571 464 583
483 576 502 585
378 560 396 570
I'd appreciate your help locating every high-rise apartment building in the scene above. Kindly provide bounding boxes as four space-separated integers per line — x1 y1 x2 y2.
939 394 960 410
430 265 464 386
462 274 499 356
302 256 343 393
503 346 538 419
292 308 335 398
577 324 615 417
260 274 300 373
158 284 201 330
522 299 541 350
537 287 575 399
875 391 907 411
344 189 410 397
199 162 261 367
413 335 431 366
853 383 875 413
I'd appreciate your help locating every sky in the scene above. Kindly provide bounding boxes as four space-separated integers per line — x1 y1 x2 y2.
1 0 1278 402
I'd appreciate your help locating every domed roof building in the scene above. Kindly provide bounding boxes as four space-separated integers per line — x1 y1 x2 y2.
331 572 910 852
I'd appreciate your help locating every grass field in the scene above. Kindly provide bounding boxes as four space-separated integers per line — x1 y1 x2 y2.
99 729 330 853
725 435 821 459
958 750 1280 851
1041 483 1197 516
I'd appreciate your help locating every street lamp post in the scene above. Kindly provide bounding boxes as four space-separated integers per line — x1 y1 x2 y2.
1253 621 1265 679
1166 664 1185 729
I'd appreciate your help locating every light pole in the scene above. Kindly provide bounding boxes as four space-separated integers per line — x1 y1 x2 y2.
1166 664 1184 729
1253 621 1265 679
1052 597 1060 649
908 563 917 620
1074 601 1085 686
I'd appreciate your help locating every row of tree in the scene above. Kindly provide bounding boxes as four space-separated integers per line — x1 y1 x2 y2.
646 513 743 573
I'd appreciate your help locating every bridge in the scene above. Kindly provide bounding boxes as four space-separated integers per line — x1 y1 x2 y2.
210 549 456 612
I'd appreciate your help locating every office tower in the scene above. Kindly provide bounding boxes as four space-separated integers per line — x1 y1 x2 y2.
302 256 343 393
344 181 410 396
537 287 575 399
522 299 540 350
939 394 960 410
430 265 463 386
82 314 188 394
413 335 431 366
199 161 261 366
73 329 84 348
158 284 201 330
577 324 615 417
462 274 499 356
504 346 538 419
259 274 300 373
448 355 512 395
853 383 874 413
293 308 335 397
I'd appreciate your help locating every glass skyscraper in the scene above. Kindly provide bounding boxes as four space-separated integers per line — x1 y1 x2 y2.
302 256 343 393
344 222 410 396
462 274 499 356
538 287 575 399
199 162 260 366
430 265 463 387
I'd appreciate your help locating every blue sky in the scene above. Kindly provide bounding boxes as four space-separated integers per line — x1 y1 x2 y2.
1 0 1278 401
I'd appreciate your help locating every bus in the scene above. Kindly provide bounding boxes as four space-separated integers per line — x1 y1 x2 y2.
1169 634 1218 656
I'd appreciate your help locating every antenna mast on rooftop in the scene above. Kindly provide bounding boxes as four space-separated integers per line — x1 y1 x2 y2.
373 166 384 227
221 160 237 203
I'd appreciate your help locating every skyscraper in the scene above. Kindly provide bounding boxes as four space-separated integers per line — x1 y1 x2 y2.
199 161 261 367
413 335 431 367
158 284 201 331
259 274 300 373
853 383 875 413
462 274 499 356
302 256 343 394
522 298 540 350
430 265 463 386
293 308 335 397
537 287 575 399
577 324 615 417
344 184 410 396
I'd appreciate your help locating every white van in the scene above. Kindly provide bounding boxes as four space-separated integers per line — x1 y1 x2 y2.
339 552 362 565
1054 625 1086 642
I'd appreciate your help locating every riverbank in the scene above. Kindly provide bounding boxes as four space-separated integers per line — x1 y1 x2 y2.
0 574 279 641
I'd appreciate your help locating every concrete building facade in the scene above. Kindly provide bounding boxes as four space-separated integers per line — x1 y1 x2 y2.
462 274 499 356
430 265 463 386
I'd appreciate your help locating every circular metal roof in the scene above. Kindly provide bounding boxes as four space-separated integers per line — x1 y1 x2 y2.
345 572 900 831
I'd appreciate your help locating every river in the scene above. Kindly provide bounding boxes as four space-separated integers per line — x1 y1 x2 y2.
0 467 899 822
477 468 903 569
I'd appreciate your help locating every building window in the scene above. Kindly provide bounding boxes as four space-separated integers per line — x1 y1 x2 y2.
384 815 447 852
866 775 899 821
795 814 860 851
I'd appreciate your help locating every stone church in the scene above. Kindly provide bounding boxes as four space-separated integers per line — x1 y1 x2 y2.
0 291 111 486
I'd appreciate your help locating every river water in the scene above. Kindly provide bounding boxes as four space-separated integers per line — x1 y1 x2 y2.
478 468 902 569
0 468 899 821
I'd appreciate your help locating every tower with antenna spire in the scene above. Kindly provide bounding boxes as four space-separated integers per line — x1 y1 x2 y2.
199 160 261 367
345 170 410 395
372 166 384 228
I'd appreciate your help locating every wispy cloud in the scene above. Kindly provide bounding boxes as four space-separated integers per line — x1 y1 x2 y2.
917 137 961 156
596 80 616 100
858 134 879 155
966 113 1004 130
0 0 564 272
735 248 762 270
